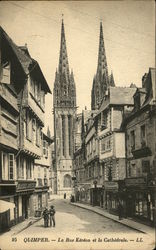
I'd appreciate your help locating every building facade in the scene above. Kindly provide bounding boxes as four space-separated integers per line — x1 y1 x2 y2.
123 68 156 226
53 20 77 196
97 86 136 214
31 133 53 216
0 27 51 229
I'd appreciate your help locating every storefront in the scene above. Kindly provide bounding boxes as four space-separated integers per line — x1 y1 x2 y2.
79 184 91 204
16 180 36 220
125 177 155 226
90 187 102 206
104 181 119 215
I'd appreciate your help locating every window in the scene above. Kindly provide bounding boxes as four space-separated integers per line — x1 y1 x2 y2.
130 130 135 150
9 154 14 180
89 167 92 178
32 118 36 145
107 140 111 150
26 110 32 141
101 111 107 130
43 140 46 155
38 195 42 209
44 167 47 178
142 161 150 174
26 159 32 179
63 174 72 188
101 139 105 153
17 156 24 179
1 61 11 84
40 90 45 109
62 115 65 156
108 167 112 181
43 140 48 157
2 152 8 180
38 166 40 178
141 125 146 147
36 123 40 147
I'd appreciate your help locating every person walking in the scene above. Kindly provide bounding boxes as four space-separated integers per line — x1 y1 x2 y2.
49 205 56 227
42 207 49 227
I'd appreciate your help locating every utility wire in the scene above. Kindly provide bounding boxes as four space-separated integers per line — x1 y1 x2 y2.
6 1 154 57
67 5 154 38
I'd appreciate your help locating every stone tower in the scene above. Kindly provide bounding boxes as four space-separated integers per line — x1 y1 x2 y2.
53 19 77 196
91 22 115 110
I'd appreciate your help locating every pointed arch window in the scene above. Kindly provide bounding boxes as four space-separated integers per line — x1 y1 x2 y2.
63 174 72 188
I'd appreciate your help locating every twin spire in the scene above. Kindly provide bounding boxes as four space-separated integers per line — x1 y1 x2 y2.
91 21 115 110
54 19 115 110
54 18 76 108
97 22 109 80
58 19 70 76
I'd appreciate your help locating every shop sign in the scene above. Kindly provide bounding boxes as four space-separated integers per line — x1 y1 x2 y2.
105 181 118 190
125 177 146 186
16 181 36 191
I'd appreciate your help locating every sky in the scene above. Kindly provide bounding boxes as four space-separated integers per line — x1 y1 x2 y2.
0 1 155 135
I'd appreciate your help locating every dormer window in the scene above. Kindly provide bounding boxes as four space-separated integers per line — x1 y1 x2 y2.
1 60 11 84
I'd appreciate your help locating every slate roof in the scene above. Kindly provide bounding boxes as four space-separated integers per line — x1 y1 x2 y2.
99 86 136 113
0 26 32 75
0 26 51 93
143 67 156 106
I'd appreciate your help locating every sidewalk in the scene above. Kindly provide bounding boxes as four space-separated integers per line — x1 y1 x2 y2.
6 216 42 236
70 201 154 235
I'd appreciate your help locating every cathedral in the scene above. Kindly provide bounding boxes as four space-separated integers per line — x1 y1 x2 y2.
91 22 115 110
53 19 77 196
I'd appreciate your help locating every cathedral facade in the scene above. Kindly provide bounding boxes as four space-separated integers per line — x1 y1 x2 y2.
53 20 77 196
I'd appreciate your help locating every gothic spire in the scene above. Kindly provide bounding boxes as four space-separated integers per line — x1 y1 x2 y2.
58 19 70 76
109 71 115 87
91 22 110 110
97 22 108 80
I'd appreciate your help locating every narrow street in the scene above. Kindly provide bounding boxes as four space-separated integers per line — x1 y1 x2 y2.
18 199 134 235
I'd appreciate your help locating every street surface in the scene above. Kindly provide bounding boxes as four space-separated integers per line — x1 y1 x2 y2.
19 199 134 235
1 199 153 250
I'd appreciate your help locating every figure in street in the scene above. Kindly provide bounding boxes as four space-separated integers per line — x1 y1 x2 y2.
64 193 66 199
49 205 56 227
42 207 49 227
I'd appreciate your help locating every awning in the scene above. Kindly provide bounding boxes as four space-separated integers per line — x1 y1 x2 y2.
0 200 15 213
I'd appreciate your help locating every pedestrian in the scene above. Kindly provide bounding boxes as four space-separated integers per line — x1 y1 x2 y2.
49 205 56 227
42 207 49 227
118 201 123 220
64 193 66 199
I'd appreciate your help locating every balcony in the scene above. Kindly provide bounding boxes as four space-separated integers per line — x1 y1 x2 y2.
16 180 36 192
132 144 152 159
